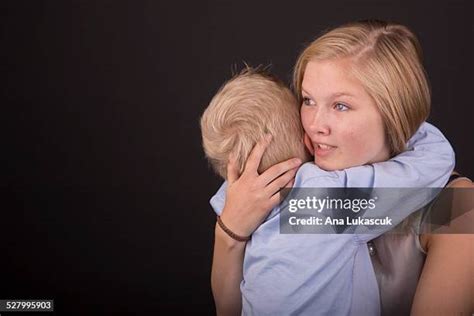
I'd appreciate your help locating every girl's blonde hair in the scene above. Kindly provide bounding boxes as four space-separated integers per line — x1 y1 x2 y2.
293 20 431 156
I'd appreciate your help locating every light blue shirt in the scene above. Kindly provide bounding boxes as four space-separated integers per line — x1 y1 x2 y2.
210 122 454 316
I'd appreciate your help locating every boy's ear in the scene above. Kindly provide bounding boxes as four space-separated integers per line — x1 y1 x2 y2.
303 133 314 156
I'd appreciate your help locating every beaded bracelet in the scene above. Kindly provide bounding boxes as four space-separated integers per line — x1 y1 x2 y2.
216 216 251 242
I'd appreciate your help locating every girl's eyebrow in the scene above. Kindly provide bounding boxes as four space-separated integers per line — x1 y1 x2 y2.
302 88 355 99
302 88 312 96
331 92 355 98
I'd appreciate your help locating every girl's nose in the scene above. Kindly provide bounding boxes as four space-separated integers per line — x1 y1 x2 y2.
308 107 331 136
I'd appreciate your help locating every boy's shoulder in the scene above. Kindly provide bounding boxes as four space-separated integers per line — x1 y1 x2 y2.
209 181 227 216
295 162 346 188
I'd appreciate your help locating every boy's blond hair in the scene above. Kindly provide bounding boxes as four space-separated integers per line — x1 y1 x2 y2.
200 67 309 179
293 20 430 156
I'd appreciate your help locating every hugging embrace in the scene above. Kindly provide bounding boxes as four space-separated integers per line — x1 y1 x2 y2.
200 20 473 316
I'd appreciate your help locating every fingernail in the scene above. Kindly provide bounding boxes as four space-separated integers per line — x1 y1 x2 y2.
294 158 302 165
265 134 273 143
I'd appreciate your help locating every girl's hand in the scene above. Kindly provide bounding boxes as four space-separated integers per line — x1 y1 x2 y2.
220 135 302 237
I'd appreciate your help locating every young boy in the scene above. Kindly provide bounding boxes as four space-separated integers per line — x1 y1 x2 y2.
200 67 454 315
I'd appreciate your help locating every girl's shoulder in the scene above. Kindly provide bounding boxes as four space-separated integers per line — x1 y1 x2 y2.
420 175 473 251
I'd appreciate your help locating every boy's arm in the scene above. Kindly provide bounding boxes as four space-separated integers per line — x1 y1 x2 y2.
347 122 454 239
299 122 455 240
345 122 455 187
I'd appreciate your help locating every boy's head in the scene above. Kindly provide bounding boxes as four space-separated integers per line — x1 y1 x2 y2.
200 66 310 179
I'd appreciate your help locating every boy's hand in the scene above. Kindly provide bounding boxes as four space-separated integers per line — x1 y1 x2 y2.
220 135 302 238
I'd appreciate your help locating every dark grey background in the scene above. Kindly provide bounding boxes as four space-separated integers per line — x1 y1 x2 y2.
2 0 472 314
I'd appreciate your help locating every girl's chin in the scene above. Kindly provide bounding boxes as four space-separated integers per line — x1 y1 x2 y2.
314 158 351 171
313 159 338 171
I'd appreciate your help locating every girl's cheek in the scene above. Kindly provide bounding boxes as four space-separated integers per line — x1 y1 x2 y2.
340 129 367 158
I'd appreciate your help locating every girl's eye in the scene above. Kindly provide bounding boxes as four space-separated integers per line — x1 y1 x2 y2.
334 103 349 111
302 97 315 106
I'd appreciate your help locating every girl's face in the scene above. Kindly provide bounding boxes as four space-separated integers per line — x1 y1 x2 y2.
300 58 390 171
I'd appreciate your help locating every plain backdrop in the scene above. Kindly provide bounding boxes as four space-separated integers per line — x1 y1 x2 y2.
2 0 472 314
